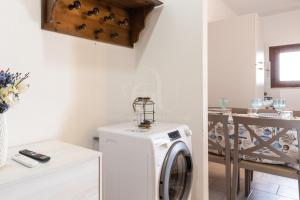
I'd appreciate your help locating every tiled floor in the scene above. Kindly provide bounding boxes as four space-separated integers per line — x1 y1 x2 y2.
209 162 299 200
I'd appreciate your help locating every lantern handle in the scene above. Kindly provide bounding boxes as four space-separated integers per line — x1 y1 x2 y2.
132 98 139 112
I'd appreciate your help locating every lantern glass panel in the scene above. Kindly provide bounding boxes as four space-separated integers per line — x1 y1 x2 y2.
132 97 155 128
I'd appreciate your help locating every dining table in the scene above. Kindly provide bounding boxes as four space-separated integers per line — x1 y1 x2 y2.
208 110 300 169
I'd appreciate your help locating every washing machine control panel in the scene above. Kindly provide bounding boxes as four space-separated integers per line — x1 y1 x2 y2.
168 130 181 141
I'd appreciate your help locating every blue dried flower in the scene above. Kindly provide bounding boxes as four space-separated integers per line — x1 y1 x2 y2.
0 68 30 113
0 102 8 113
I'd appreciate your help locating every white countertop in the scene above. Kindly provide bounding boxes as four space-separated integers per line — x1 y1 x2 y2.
0 140 101 187
98 122 188 138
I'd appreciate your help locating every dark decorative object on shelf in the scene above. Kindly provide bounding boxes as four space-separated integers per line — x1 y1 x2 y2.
87 7 100 16
110 32 119 39
133 97 155 129
118 18 129 27
68 1 81 10
94 28 103 39
77 24 87 31
42 0 163 48
94 28 103 34
103 13 115 22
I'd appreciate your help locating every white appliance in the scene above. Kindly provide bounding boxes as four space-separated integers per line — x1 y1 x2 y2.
98 122 193 200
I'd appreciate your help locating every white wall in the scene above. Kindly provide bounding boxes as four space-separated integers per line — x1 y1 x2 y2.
208 0 236 22
263 9 300 110
208 14 263 108
0 0 207 199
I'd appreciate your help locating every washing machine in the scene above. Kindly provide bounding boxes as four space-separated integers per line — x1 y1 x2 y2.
98 122 193 200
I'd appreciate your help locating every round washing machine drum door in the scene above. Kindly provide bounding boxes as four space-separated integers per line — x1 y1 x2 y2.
159 141 193 200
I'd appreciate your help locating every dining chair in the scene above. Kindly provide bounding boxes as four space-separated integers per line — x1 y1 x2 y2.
208 107 221 110
231 108 276 114
231 116 300 199
257 108 277 113
231 108 248 114
294 111 300 117
208 114 231 199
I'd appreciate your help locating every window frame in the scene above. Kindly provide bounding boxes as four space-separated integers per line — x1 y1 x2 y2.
270 43 300 88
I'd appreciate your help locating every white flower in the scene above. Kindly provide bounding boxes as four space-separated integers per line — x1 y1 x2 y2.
3 93 17 106
16 83 29 93
0 87 9 98
8 84 18 94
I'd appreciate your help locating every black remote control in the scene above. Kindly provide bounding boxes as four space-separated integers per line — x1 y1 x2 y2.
19 149 51 163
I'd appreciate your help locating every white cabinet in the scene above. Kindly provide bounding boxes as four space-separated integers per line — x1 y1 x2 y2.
208 13 264 108
0 141 102 200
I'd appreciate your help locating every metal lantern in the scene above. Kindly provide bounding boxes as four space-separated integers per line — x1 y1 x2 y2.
133 97 155 129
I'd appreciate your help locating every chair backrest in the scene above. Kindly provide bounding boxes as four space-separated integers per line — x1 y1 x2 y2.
208 107 220 110
231 108 248 114
208 107 224 111
232 116 300 166
208 114 230 155
257 108 277 113
294 111 300 117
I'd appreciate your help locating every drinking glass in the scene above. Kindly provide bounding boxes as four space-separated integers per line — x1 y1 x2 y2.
250 98 263 114
219 98 229 112
273 99 286 114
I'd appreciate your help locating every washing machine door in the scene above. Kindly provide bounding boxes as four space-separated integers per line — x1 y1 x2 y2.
159 141 193 200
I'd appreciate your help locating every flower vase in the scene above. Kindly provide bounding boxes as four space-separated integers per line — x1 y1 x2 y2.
0 114 7 168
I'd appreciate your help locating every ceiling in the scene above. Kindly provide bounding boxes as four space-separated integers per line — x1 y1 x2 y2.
223 0 300 16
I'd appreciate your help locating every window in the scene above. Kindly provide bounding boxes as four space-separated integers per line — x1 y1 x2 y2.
270 43 300 88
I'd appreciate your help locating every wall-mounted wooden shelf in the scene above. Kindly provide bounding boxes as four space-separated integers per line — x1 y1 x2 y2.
42 0 163 48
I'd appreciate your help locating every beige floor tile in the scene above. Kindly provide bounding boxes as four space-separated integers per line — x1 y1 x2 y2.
209 188 246 200
251 181 280 194
277 185 299 200
253 171 265 179
209 163 298 200
248 190 293 200
262 174 298 189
